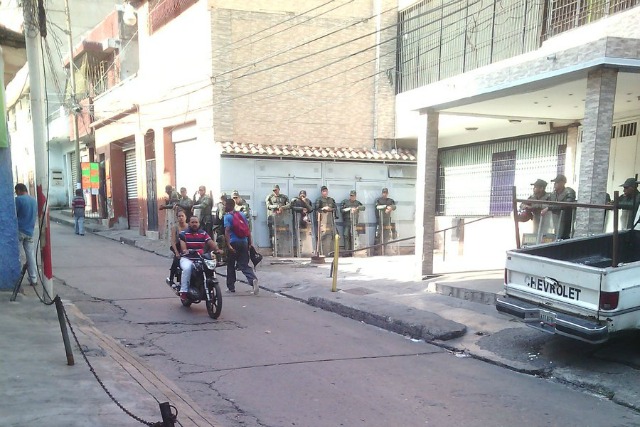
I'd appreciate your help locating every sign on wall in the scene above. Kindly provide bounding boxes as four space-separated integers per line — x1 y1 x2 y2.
81 162 100 195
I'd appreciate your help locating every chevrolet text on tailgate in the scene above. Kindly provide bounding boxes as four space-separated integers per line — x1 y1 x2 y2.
496 190 640 344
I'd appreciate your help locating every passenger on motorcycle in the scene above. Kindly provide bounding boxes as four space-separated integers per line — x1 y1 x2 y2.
179 216 220 302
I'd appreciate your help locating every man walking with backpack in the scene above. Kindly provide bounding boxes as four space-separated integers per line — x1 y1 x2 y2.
224 198 258 294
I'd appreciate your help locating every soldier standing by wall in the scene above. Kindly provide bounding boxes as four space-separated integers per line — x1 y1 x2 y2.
193 185 213 236
374 187 396 254
340 190 365 252
618 178 640 230
265 184 290 255
519 179 551 235
542 174 576 239
314 186 337 255
291 190 313 257
177 187 194 219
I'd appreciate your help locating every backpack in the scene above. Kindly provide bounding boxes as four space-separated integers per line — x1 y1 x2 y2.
231 211 250 238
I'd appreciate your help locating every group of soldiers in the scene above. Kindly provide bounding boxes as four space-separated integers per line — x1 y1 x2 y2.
265 185 397 256
160 184 250 241
160 184 399 257
518 174 640 241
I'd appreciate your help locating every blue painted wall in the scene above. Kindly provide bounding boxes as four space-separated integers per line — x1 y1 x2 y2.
0 146 21 289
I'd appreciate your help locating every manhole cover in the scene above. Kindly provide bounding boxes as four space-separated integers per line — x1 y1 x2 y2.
342 287 377 295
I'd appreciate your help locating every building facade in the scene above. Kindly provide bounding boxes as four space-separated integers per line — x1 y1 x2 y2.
91 0 411 251
395 0 640 274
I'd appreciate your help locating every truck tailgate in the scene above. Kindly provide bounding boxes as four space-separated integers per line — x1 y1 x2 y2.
504 252 603 315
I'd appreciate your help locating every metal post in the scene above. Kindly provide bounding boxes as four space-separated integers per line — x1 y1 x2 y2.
512 186 521 249
23 0 53 301
64 0 82 189
54 296 74 366
331 234 340 292
159 402 176 427
612 190 619 268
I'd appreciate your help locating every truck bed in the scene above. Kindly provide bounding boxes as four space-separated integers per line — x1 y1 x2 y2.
515 230 640 268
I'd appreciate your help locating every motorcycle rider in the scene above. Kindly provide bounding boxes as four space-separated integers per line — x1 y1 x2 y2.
179 216 220 302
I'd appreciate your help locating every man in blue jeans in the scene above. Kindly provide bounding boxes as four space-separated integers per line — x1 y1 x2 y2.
14 183 38 286
72 188 86 235
223 198 258 294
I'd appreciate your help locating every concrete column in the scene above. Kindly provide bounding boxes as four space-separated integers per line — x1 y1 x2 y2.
414 111 438 278
575 68 617 236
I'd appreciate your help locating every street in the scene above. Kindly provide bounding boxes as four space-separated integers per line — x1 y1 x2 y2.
51 222 640 427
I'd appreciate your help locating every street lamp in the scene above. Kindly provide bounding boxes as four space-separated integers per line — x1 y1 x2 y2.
123 3 137 26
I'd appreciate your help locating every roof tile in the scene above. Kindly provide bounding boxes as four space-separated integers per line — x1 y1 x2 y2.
220 142 416 163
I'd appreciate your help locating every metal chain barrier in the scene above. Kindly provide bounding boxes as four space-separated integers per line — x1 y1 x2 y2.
60 301 169 427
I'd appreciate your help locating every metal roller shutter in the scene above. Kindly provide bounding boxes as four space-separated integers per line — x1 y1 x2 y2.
125 150 139 228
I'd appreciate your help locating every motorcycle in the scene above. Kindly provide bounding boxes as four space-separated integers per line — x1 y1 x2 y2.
167 250 222 319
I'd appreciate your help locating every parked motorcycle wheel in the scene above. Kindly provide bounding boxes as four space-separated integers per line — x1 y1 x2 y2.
206 283 222 319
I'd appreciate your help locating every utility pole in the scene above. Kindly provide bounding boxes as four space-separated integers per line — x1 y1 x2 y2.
23 0 53 301
64 0 82 189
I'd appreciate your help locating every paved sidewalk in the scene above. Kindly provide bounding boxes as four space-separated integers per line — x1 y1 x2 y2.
1 284 218 427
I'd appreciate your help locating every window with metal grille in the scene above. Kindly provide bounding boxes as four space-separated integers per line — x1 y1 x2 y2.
619 122 638 138
490 151 516 216
557 144 566 176
148 0 197 35
438 132 567 216
544 0 640 40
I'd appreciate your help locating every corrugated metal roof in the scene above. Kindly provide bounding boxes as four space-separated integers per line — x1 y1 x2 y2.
220 142 416 163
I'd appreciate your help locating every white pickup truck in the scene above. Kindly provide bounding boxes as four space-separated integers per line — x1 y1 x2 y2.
497 196 639 344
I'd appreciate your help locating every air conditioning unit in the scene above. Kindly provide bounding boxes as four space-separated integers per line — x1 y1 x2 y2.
101 38 121 53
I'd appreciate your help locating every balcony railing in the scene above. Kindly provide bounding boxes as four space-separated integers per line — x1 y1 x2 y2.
545 0 640 39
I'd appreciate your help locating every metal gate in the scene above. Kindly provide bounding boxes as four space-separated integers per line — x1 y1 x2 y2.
125 150 139 228
69 152 77 202
146 159 158 230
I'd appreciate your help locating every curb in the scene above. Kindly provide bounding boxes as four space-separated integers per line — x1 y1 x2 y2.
427 282 499 305
307 296 467 341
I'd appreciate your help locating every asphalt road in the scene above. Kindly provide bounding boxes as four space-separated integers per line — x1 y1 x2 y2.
51 223 640 427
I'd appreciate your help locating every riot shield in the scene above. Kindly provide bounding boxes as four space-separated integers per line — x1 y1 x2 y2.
273 212 294 257
353 221 367 257
293 209 313 257
316 211 335 256
380 214 398 256
346 210 363 254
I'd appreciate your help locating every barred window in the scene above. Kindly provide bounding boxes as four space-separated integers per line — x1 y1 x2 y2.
148 0 197 35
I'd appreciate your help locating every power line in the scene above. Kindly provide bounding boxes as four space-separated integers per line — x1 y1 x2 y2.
93 0 468 116
213 2 398 81
90 0 538 127
211 0 341 57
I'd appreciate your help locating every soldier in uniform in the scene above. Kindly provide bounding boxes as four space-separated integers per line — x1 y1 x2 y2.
211 192 227 238
618 177 640 229
177 187 194 219
232 190 252 229
314 186 337 255
542 174 576 239
291 190 313 225
291 190 313 256
265 184 291 253
340 190 365 252
374 187 396 252
159 185 180 211
193 185 213 236
519 179 551 234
